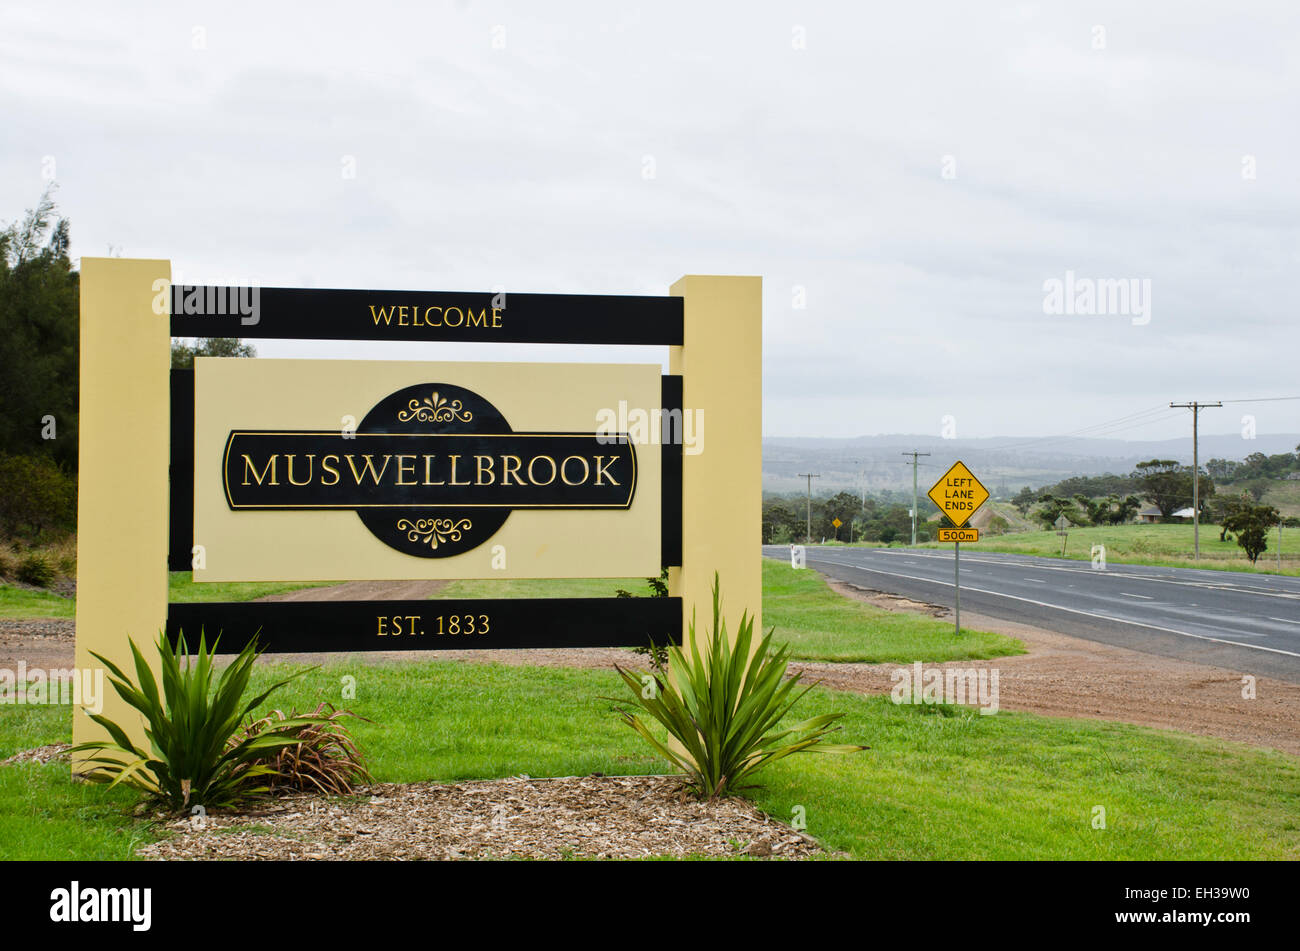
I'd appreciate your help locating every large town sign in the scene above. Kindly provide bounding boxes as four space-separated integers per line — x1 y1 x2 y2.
73 261 761 756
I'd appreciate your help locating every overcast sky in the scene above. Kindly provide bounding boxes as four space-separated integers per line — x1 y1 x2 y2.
3 2 1297 441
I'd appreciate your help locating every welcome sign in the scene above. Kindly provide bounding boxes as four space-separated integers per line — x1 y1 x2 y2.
193 359 662 580
75 263 760 760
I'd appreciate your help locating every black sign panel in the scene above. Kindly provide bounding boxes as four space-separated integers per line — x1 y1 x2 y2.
222 382 636 559
167 597 682 654
169 285 683 346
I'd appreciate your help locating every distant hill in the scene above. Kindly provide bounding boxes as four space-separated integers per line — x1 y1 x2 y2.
763 433 1300 496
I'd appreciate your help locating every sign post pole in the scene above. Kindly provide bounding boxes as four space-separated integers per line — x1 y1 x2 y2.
954 541 960 635
74 258 172 765
669 275 762 648
926 460 989 639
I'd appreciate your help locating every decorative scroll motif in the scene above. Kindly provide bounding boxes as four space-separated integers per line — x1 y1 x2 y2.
396 517 473 550
396 391 473 424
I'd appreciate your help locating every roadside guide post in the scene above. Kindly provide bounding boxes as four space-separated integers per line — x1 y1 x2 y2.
927 461 989 636
1055 514 1070 557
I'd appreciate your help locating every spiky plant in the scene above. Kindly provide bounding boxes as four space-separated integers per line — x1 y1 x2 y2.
71 631 330 811
611 575 866 798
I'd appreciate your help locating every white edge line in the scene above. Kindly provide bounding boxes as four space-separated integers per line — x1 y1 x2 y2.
809 556 1300 659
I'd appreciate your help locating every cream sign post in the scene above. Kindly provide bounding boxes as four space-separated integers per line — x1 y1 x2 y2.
74 263 761 762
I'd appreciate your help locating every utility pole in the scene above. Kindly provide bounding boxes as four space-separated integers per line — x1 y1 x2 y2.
1170 401 1221 560
901 451 931 546
798 473 820 543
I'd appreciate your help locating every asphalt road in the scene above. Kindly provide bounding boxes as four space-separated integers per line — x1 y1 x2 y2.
763 545 1300 683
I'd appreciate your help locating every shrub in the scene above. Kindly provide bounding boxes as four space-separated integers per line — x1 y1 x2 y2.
237 703 372 795
0 453 76 541
610 575 866 799
615 569 671 673
0 548 13 579
71 631 332 812
15 551 55 588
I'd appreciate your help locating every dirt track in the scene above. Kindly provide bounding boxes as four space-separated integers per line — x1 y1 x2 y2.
3 579 1298 757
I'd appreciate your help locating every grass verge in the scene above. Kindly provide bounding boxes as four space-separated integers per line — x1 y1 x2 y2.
2 661 1297 860
761 559 1023 662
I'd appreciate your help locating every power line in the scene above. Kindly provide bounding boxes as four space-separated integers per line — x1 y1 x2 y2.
1219 396 1300 404
980 405 1173 454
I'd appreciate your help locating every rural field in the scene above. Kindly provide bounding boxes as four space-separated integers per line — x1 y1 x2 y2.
918 522 1300 575
2 561 1297 861
812 520 1300 576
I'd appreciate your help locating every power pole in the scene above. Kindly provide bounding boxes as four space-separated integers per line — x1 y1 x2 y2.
798 473 820 543
1170 401 1222 560
901 451 931 545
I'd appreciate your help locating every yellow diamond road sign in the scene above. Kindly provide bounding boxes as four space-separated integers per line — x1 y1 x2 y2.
927 460 989 528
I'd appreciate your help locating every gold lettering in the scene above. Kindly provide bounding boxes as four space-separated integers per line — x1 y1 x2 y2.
424 306 442 326
491 308 502 327
528 455 557 486
501 455 525 486
467 307 487 328
346 454 391 485
594 455 620 486
241 454 278 486
444 306 463 327
321 454 340 486
448 454 471 486
560 455 589 485
475 454 496 485
424 454 445 485
369 305 394 325
286 453 315 486
397 305 410 326
396 454 417 486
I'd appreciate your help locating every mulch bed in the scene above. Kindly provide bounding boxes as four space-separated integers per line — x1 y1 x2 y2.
1 743 71 765
136 775 823 861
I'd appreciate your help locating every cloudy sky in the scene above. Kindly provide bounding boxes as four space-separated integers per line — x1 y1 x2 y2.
3 1 1297 441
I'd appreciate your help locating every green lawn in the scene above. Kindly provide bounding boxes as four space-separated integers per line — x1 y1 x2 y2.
0 585 75 619
3 661 1297 860
919 523 1300 576
437 563 1023 664
761 560 1023 663
0 572 329 620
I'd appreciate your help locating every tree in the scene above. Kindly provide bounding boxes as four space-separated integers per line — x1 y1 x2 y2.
1207 494 1250 541
0 189 79 469
1011 485 1036 515
1034 494 1085 529
1133 459 1214 517
821 491 862 540
171 336 256 368
1222 501 1280 564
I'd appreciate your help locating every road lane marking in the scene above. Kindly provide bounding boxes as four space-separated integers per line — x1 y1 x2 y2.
807 555 1300 659
820 549 1300 601
1120 592 1153 600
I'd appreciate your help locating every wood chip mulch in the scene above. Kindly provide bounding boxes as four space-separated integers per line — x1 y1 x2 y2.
136 775 824 861
1 743 71 765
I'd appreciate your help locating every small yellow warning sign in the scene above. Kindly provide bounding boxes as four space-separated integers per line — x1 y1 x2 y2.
927 461 990 528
